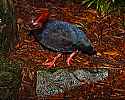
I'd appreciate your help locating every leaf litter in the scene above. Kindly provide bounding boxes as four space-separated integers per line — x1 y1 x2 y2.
8 0 125 99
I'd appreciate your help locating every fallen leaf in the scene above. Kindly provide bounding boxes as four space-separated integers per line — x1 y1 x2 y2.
97 52 102 56
103 51 119 56
84 61 89 65
74 58 81 62
24 39 32 43
29 70 33 81
119 29 125 33
103 63 111 67
16 43 20 49
16 42 23 49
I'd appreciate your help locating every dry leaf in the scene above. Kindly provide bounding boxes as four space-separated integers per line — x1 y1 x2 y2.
29 70 33 81
16 43 20 49
97 52 102 56
24 39 32 43
103 51 119 56
119 29 125 33
103 63 111 67
84 61 89 65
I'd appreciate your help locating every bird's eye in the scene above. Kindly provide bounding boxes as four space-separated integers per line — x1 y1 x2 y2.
0 19 2 23
31 19 34 23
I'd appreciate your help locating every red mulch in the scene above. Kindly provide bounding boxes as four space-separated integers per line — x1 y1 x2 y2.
9 1 125 99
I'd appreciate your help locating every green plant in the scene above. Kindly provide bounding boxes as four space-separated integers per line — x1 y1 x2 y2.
82 0 110 14
0 0 19 54
0 57 21 100
81 0 125 15
110 0 125 15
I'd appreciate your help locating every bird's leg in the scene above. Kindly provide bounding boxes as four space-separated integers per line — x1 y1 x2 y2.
42 53 62 68
66 50 78 66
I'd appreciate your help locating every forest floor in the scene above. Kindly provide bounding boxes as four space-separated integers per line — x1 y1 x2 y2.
7 1 125 99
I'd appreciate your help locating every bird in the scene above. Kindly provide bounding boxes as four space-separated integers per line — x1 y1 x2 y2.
29 10 97 68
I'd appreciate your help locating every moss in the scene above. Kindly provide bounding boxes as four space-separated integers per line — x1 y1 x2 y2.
47 67 63 73
0 57 21 100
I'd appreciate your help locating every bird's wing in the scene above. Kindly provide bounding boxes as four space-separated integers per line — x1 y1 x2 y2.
37 20 77 52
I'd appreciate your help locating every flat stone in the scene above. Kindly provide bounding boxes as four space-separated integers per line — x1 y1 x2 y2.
36 68 109 96
73 68 108 82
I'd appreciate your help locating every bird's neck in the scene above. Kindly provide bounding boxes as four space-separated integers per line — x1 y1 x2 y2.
30 19 49 36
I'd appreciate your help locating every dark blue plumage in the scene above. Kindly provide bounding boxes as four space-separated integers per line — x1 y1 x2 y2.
30 20 96 55
30 19 96 68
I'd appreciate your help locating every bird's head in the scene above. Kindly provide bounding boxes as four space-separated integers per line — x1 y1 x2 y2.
32 10 49 28
73 41 97 56
81 45 97 56
29 10 49 36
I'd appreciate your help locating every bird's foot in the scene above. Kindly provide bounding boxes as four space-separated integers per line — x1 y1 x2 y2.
42 53 62 68
66 57 73 66
42 61 56 68
66 50 78 66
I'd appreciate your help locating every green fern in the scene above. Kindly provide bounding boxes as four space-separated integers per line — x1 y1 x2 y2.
81 0 125 15
82 0 110 14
